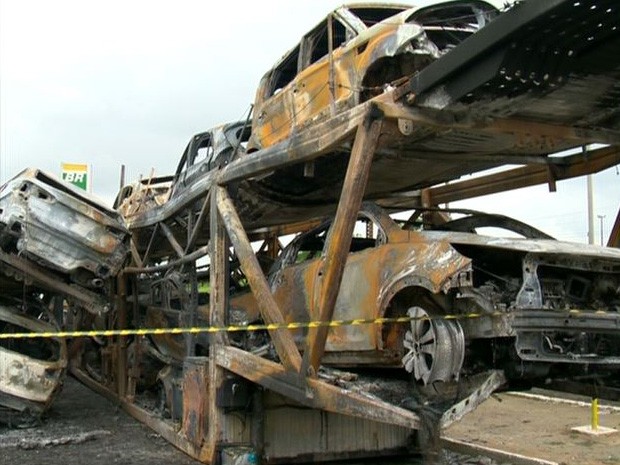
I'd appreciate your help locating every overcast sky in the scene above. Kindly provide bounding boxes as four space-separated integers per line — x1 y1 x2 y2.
1 0 618 244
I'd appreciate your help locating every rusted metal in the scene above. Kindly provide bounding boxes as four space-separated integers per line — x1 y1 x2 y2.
0 250 109 314
136 223 159 266
116 272 128 399
216 345 421 430
303 107 384 376
609 206 620 248
124 121 249 234
327 13 336 117
124 245 209 274
160 222 185 259
182 358 209 448
0 168 129 293
185 190 211 254
71 366 206 460
204 187 230 463
114 175 172 218
129 239 144 269
421 145 620 207
439 370 506 428
249 3 497 151
219 103 364 186
216 185 302 374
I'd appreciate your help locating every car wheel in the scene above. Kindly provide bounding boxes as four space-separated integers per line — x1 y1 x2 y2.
402 306 464 385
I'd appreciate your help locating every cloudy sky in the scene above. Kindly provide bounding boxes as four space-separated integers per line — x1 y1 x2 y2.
1 0 618 244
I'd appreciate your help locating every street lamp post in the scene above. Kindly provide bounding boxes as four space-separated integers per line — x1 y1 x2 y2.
598 214 606 246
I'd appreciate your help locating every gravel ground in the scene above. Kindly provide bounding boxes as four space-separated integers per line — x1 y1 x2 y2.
0 377 201 465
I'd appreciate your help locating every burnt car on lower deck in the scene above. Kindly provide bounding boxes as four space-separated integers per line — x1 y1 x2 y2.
226 203 620 392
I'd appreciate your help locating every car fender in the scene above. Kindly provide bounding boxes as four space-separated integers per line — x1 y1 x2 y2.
377 240 472 317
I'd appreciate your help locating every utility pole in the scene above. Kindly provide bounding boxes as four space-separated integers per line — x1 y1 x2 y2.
587 174 595 244
585 146 595 245
598 214 606 246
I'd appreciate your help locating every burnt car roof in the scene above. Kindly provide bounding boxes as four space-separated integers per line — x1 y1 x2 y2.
2 168 125 222
264 1 499 71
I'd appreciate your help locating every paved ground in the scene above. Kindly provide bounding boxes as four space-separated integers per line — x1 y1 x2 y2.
446 391 620 465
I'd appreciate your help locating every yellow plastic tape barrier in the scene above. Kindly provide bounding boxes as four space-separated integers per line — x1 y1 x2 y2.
0 308 608 340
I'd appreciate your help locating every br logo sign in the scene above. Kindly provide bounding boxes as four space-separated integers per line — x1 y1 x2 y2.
61 163 91 192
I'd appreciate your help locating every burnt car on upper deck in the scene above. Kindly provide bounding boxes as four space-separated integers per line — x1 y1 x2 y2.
248 1 499 151
169 120 251 199
116 121 252 258
114 174 174 219
0 168 129 299
228 203 620 391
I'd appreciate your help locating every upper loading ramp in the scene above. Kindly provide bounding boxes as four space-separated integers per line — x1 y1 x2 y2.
410 0 620 125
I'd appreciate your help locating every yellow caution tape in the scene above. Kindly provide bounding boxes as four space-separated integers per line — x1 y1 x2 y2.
0 312 501 340
0 309 612 340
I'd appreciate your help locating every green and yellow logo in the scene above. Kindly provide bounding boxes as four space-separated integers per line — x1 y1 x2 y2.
61 163 90 191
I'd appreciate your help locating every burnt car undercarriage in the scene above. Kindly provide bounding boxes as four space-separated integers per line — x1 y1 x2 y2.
1 0 620 463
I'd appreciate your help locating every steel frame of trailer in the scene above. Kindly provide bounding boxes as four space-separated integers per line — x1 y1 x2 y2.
70 89 620 463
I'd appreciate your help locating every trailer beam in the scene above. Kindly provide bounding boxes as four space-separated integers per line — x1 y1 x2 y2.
216 185 303 374
216 346 421 430
423 145 620 206
609 206 620 248
202 187 231 463
303 106 384 376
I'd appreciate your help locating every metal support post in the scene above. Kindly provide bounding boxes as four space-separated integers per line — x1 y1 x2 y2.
116 272 128 398
302 105 384 376
216 185 302 374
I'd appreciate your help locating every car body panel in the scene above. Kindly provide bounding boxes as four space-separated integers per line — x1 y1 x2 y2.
114 175 173 219
230 204 472 361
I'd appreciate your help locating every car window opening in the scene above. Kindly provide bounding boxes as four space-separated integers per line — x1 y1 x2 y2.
410 3 498 52
294 217 383 265
267 45 300 97
306 18 348 66
348 7 408 27
193 138 213 166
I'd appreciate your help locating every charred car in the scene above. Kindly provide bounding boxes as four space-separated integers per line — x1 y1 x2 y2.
169 120 251 198
0 168 129 300
114 174 173 219
225 203 620 392
249 1 499 151
123 121 252 257
0 300 67 427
